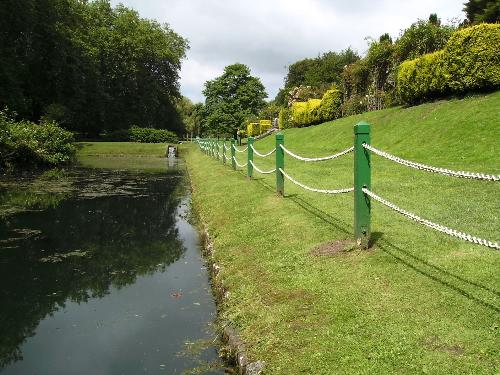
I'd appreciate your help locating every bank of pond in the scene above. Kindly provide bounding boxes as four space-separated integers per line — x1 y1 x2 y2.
0 157 226 374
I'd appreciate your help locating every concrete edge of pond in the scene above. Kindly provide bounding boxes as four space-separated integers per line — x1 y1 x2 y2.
199 223 266 375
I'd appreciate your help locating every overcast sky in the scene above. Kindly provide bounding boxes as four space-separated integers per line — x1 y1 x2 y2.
110 0 465 103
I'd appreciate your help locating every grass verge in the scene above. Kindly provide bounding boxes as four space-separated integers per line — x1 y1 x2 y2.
185 92 499 374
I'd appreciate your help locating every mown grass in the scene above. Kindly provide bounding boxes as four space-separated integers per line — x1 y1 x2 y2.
185 91 500 374
76 141 169 171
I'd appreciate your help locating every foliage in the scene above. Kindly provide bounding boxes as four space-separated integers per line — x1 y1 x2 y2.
203 64 267 137
247 123 260 137
443 23 500 92
397 51 447 103
342 60 370 99
176 97 206 136
128 126 177 143
316 88 342 123
397 24 500 104
284 48 359 91
0 110 75 169
340 94 367 117
0 0 188 137
463 0 500 24
259 120 272 133
258 102 281 121
278 108 291 130
393 17 455 63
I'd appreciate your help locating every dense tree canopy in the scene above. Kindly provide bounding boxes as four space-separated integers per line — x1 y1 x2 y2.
283 48 359 92
463 0 500 24
0 0 188 137
203 64 267 136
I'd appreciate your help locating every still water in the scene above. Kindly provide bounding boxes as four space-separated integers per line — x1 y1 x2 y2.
0 159 224 374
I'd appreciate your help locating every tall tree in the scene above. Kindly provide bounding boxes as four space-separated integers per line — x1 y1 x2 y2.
0 0 188 137
463 0 500 24
203 64 267 136
284 48 359 90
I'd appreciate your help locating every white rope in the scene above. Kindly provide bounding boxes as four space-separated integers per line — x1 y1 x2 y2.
279 168 354 194
232 156 247 168
280 145 354 162
249 160 276 174
363 188 499 250
224 144 231 151
232 145 248 153
363 144 500 181
251 145 276 158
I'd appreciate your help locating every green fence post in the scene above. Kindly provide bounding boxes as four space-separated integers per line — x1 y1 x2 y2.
354 121 371 248
216 139 220 161
247 137 254 178
211 138 215 158
275 133 284 196
231 139 236 170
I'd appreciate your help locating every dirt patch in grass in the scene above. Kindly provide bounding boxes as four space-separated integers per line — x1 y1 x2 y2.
423 336 465 356
309 239 358 257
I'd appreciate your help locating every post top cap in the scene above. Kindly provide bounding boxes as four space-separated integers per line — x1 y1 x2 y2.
276 133 284 139
354 121 370 134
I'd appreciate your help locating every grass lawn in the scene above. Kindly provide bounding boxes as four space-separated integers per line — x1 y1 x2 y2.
185 91 500 374
76 141 170 171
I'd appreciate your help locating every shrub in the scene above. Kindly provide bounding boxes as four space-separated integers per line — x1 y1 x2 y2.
397 24 500 104
398 50 447 103
247 122 260 137
0 110 75 169
102 129 131 141
443 24 500 92
278 108 291 129
259 119 272 134
317 88 342 122
340 94 367 116
128 126 177 143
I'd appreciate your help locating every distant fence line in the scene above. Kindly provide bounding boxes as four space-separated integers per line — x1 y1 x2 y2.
195 122 499 250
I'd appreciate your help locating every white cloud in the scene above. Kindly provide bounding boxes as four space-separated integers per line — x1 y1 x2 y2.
110 0 465 102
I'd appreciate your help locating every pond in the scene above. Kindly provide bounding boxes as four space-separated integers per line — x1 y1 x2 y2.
0 157 225 374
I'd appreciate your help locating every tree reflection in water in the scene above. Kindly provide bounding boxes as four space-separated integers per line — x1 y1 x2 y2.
0 168 187 368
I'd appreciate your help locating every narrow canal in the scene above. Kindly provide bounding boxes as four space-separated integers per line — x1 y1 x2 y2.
0 158 224 374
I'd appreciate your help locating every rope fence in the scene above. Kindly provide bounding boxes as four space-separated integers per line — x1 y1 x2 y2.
281 144 354 162
251 145 276 157
195 122 498 251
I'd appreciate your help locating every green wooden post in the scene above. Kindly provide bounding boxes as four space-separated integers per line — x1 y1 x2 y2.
275 133 284 196
354 121 371 248
216 139 220 161
231 139 236 170
247 137 254 178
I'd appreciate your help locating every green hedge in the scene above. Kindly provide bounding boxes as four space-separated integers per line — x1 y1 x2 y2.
316 88 342 122
397 24 500 104
0 111 75 169
282 88 343 129
128 126 177 143
278 108 291 129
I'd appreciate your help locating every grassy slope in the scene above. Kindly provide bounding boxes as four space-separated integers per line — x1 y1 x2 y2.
185 92 500 374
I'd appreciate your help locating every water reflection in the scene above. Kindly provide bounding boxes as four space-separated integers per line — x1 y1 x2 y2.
0 165 223 374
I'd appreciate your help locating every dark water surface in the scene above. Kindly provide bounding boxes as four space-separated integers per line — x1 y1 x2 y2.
0 160 224 374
